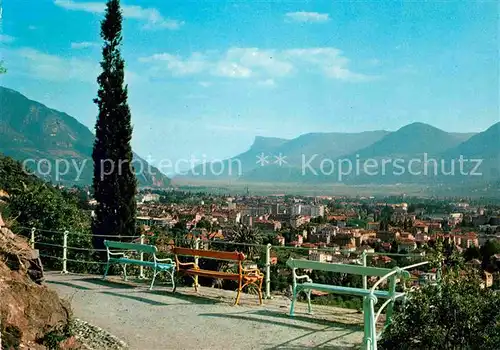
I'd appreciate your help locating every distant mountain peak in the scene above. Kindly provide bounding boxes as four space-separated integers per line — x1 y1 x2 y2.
250 136 289 150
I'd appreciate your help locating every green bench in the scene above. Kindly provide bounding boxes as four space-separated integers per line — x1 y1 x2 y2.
286 258 409 321
103 240 175 291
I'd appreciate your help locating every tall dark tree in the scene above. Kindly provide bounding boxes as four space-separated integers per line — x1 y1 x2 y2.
92 0 136 251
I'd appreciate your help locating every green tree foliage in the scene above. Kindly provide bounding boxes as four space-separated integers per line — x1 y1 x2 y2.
480 239 500 269
379 268 500 349
0 154 90 232
0 154 94 272
225 224 263 258
92 0 137 250
463 245 481 261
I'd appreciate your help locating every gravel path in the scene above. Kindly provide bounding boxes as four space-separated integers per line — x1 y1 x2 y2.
45 272 364 350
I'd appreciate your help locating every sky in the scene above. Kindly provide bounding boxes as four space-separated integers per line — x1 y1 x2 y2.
0 0 498 173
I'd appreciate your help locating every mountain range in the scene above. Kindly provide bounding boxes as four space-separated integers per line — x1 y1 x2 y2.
1 85 498 190
0 86 169 187
182 121 499 186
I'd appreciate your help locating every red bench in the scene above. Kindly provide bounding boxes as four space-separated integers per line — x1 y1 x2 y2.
172 247 264 305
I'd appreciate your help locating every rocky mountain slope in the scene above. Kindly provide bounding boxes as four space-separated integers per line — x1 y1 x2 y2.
0 86 169 187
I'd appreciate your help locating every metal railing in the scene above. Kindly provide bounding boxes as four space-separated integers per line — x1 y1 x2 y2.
23 226 411 299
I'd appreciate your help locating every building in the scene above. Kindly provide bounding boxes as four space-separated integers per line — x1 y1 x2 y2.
398 239 417 253
309 251 334 263
290 215 309 228
377 230 400 242
139 193 160 203
276 235 285 246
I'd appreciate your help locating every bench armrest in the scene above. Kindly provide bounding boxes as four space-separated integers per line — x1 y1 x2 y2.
108 251 128 258
156 257 174 264
243 268 264 277
295 274 313 284
243 267 261 273
178 262 198 269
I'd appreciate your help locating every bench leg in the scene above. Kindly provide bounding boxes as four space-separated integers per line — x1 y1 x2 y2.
172 271 177 293
150 268 158 290
258 278 263 305
103 262 110 280
306 290 313 315
169 269 176 292
290 287 297 317
235 279 243 306
122 264 128 281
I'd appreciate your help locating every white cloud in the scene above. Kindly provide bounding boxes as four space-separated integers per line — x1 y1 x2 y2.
0 34 15 43
28 25 38 30
53 0 183 30
199 81 212 88
11 48 99 83
71 41 99 49
224 48 293 77
213 61 252 78
285 11 330 23
285 48 374 82
54 0 105 13
139 52 208 75
139 47 376 83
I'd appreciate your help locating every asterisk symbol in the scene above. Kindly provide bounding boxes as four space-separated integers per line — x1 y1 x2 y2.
256 153 269 166
274 153 287 166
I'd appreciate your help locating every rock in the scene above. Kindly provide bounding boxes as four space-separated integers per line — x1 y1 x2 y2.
0 226 71 348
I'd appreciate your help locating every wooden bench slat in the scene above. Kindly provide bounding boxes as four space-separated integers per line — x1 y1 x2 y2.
110 258 174 269
287 258 410 278
172 247 245 261
103 240 175 292
295 282 404 299
104 240 157 254
172 246 263 306
181 268 240 281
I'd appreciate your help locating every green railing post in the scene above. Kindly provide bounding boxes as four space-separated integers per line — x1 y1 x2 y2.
363 293 377 350
384 274 397 329
139 234 145 279
362 250 367 289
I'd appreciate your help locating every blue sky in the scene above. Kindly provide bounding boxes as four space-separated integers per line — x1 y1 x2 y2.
0 0 498 172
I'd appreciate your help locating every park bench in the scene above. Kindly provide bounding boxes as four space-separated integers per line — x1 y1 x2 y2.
172 246 264 305
286 258 410 323
103 240 175 291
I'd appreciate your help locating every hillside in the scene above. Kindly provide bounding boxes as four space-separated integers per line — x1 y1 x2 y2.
354 122 467 158
0 86 169 187
440 122 500 180
179 121 500 187
186 130 389 181
444 122 500 159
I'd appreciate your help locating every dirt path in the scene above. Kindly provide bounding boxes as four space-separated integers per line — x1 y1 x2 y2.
45 272 364 350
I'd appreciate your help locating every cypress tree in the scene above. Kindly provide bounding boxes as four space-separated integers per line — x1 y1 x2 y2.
92 0 137 251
